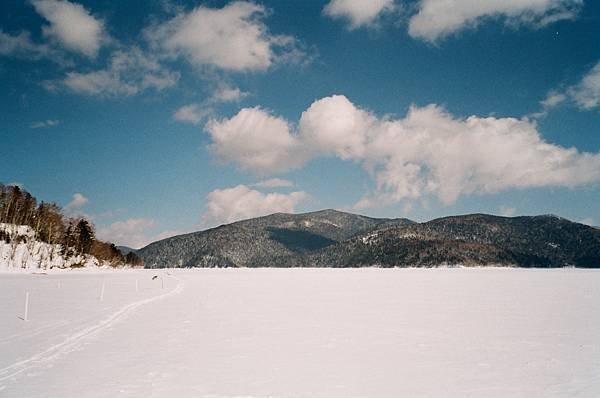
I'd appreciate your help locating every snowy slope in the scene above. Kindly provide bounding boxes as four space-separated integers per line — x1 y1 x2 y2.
0 223 100 272
1 268 599 397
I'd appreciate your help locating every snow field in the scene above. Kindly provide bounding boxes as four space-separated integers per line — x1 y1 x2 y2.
0 271 179 381
1 267 599 397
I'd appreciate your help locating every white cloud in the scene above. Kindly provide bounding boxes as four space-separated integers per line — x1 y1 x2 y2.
201 185 309 227
319 97 600 207
499 206 517 217
32 0 106 57
299 94 375 160
408 0 582 42
62 47 179 96
211 83 249 103
146 1 304 71
540 91 567 109
206 107 308 174
63 192 89 217
568 62 600 110
173 104 213 125
253 178 295 188
0 30 54 60
96 218 180 248
30 119 60 128
537 61 600 113
323 0 395 29
173 84 248 125
68 192 88 207
207 95 600 209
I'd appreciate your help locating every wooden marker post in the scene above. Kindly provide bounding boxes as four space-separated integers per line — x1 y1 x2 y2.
23 292 29 322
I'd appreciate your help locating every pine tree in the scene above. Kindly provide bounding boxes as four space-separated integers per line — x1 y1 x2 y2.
75 219 94 254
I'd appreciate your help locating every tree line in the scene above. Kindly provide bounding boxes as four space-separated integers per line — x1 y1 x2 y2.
0 183 143 267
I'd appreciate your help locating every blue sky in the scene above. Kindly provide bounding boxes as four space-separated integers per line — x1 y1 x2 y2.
1 0 599 248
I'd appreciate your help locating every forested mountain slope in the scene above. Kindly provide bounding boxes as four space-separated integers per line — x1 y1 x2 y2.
310 214 600 267
139 209 413 268
139 211 600 268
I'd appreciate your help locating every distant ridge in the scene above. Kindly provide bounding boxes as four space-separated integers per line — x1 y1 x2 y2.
138 210 600 268
117 246 138 256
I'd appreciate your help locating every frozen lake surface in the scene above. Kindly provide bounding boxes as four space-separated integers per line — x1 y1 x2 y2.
1 268 599 397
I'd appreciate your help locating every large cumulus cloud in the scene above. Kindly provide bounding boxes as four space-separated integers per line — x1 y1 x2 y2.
205 95 600 209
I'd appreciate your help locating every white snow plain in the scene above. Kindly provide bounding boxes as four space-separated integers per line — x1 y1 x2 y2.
1 268 599 397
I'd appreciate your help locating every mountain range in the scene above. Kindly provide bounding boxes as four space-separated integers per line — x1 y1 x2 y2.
138 210 600 268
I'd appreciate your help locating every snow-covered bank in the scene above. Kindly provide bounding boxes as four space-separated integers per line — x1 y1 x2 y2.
1 268 600 397
0 223 101 272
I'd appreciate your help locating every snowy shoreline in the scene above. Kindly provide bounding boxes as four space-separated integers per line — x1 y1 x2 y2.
3 264 598 276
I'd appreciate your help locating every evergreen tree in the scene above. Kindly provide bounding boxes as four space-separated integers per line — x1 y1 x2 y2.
75 219 94 254
125 252 144 267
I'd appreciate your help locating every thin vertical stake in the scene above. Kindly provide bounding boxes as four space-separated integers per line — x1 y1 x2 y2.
23 292 29 322
100 282 105 301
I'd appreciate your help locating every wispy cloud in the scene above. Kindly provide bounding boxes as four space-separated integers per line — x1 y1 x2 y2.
253 178 295 188
535 61 600 116
173 104 213 125
408 0 582 42
30 119 60 129
61 47 179 97
323 0 396 29
173 84 249 125
0 30 54 60
210 83 249 103
568 62 600 110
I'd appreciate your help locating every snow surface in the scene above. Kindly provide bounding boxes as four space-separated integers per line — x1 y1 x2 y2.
1 268 599 397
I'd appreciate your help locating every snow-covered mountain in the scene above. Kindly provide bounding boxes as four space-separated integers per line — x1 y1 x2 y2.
310 214 600 267
139 211 600 268
138 209 414 268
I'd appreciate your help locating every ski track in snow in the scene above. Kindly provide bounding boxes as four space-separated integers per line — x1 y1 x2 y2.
0 274 184 383
0 319 71 345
